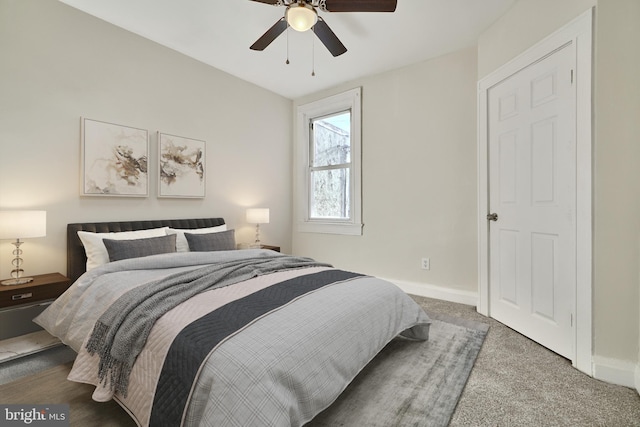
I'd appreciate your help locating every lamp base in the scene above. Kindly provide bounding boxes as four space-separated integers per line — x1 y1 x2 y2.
1 277 33 286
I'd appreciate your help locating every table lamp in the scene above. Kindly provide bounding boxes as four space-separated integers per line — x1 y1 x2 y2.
0 210 47 285
246 208 269 248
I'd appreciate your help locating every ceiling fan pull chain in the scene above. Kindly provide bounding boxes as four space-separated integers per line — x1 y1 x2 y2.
311 28 316 76
286 25 290 64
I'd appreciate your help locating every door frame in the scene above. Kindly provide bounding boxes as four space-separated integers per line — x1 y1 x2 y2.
477 8 593 375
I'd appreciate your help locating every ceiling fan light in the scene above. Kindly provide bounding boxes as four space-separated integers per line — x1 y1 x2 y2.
286 3 318 32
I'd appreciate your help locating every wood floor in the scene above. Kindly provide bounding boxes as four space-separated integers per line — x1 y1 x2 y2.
1 363 135 426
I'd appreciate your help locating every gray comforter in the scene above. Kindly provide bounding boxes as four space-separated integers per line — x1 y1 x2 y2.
35 250 431 427
86 253 330 397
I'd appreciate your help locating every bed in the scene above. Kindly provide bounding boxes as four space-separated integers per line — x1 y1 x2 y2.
35 218 431 427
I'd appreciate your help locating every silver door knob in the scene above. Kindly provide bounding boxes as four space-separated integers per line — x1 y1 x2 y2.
487 213 498 221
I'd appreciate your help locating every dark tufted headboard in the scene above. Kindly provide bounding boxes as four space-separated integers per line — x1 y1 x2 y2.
67 217 226 283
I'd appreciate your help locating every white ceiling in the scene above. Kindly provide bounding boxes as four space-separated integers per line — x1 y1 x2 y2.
58 0 516 99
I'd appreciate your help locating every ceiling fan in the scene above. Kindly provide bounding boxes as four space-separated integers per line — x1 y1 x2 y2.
249 0 398 57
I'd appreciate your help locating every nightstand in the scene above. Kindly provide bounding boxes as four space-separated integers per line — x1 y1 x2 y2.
0 273 71 311
260 245 281 252
0 273 71 363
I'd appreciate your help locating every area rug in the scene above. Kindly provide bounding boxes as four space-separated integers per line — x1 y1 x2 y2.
309 313 489 427
0 313 488 427
0 344 75 385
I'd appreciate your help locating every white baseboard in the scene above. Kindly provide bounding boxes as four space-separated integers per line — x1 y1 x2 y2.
384 278 478 307
592 356 639 389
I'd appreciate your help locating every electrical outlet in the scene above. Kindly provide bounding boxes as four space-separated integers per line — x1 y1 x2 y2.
421 258 430 270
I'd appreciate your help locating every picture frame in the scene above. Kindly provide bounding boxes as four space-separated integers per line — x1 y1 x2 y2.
157 132 206 198
81 118 149 197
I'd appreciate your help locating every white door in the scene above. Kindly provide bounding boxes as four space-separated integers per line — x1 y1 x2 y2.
487 43 576 359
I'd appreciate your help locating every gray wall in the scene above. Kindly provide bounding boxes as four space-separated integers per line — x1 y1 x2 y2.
292 46 479 297
0 0 293 283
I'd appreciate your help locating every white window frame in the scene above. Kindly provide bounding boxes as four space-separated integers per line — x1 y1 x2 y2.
296 87 362 235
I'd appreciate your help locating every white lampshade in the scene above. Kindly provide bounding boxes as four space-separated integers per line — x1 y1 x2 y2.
0 210 47 239
286 3 318 32
246 208 270 224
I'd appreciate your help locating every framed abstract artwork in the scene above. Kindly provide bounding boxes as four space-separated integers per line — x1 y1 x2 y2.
158 132 206 198
81 118 149 197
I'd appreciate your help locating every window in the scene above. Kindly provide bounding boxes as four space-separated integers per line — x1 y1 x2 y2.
296 88 362 235
310 111 351 219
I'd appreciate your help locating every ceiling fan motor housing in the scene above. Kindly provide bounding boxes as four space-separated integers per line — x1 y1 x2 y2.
286 2 318 32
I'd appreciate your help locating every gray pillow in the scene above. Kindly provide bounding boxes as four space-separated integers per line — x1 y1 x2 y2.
103 234 177 262
185 229 236 252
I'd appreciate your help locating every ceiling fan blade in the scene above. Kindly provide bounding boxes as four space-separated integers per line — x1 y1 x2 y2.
249 0 281 4
313 18 347 57
323 0 397 12
250 18 288 51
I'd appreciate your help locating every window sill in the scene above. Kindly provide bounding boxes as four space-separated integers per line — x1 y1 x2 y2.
297 221 363 236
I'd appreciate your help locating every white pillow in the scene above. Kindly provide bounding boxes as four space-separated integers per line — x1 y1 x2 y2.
166 225 228 252
78 227 169 271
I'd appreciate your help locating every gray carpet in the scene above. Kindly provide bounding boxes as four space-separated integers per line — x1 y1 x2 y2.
414 295 640 427
0 306 488 427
